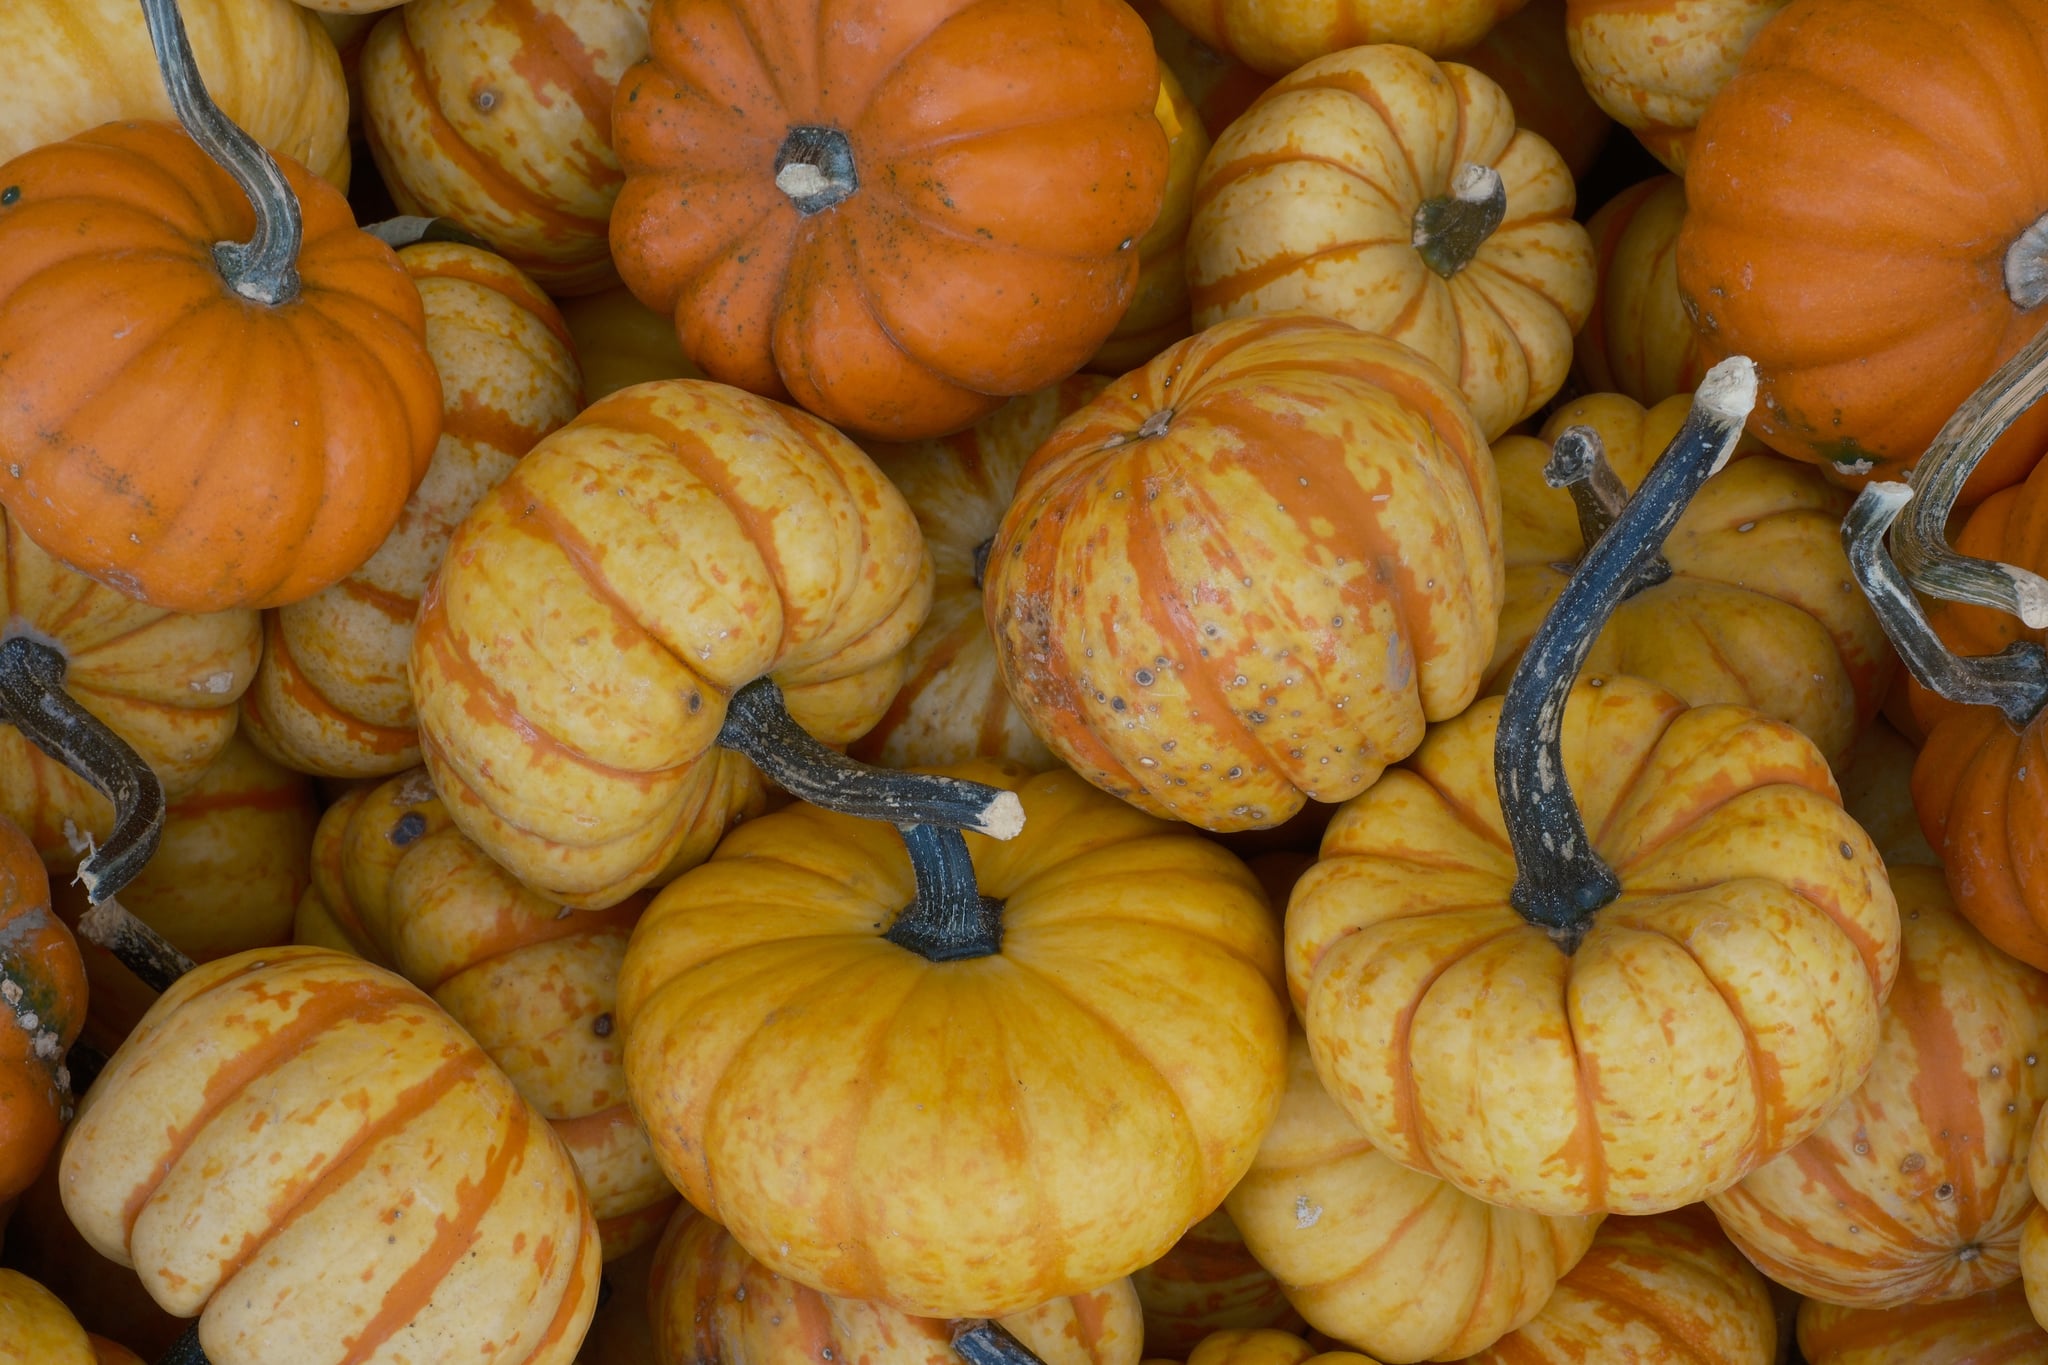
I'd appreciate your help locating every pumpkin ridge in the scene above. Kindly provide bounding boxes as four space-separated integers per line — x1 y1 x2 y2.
1560 963 1610 1211
1557 1268 1723 1364
1189 145 1407 216
496 0 619 147
515 1210 597 1365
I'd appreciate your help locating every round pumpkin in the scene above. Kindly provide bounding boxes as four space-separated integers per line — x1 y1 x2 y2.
1799 1281 2048 1364
1189 46 1594 441
1675 0 2048 498
409 378 933 908
1449 0 1614 181
1090 65 1211 376
1226 1028 1601 1361
360 0 654 295
0 1268 100 1365
985 312 1503 832
1177 1329 1382 1365
1129 2 1273 138
610 0 1169 442
853 374 1109 772
616 761 1290 1318
1576 176 1706 406
1835 719 1941 868
59 945 601 1365
648 1206 1144 1365
1565 0 1789 172
557 287 703 405
1129 1210 1302 1360
0 819 84 1210
1151 0 1530 74
241 240 583 777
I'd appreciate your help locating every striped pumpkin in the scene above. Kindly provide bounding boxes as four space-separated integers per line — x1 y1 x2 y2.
1129 1210 1300 1360
242 242 582 778
59 946 600 1365
1576 176 1706 406
360 0 653 294
1799 1281 2048 1364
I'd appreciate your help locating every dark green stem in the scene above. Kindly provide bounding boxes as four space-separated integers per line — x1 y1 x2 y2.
1412 164 1507 279
1547 426 1672 595
886 824 1004 962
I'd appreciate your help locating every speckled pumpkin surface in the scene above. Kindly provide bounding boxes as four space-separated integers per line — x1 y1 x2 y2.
1565 0 1789 172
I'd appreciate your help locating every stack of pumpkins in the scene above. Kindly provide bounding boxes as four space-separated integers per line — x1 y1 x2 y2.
2 0 2048 1363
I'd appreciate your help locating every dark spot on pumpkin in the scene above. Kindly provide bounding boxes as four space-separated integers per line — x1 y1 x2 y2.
1110 697 1125 712
1936 1182 1956 1200
390 812 428 846
1839 841 1854 859
592 1013 613 1037
0 187 18 207
688 692 702 713
474 90 499 113
1134 669 1154 686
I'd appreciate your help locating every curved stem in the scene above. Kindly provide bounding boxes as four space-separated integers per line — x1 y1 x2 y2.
774 125 859 216
1845 482 2048 730
952 1320 1047 1365
1412 164 1507 279
1498 358 1758 951
1546 426 1673 595
138 0 301 304
718 677 1024 838
0 636 164 903
1895 323 2048 627
886 824 1004 963
2008 210 2048 311
157 1325 209 1365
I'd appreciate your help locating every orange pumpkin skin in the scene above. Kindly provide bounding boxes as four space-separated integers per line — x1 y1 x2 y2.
1913 703 2048 972
1675 0 2048 498
616 762 1289 1319
1576 177 1706 406
1565 0 1789 172
558 287 703 405
0 121 441 613
59 946 600 1365
1708 866 2048 1307
648 1207 1145 1365
1449 0 1614 182
1289 675 1900 1217
1089 67 1211 376
1462 1211 1777 1363
0 820 84 1209
853 375 1109 772
360 0 654 295
1799 1281 2048 1364
1490 393 1892 766
986 314 1503 832
1129 2 1273 137
610 0 1169 443
410 379 927 908
1153 0 1530 74
242 242 582 778
0 1268 99 1365
1129 1209 1302 1360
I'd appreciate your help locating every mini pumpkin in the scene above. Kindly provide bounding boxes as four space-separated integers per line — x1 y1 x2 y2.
1576 176 1706 406
1090 66 1210 376
1449 0 1613 182
1800 1281 2048 1364
1565 0 1789 171
0 819 84 1210
1150 0 1529 74
1175 1330 1382 1365
1129 1211 1301 1360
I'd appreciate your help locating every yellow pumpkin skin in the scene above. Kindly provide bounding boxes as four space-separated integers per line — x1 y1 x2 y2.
410 379 927 908
1464 1211 1777 1363
360 0 653 294
242 242 583 778
1128 1209 1301 1359
648 1207 1145 1365
1 0 350 192
1289 675 1900 1217
617 761 1290 1319
1182 1328 1383 1365
1227 1029 1601 1362
557 288 703 405
0 1268 97 1365
1489 392 1892 766
853 375 1109 772
1799 1281 2048 1364
1565 0 1791 172
1187 48 1595 441
1708 866 2048 1307
1154 0 1529 74
1576 176 1706 406
295 770 677 1260
59 946 600 1365
986 314 1503 832
0 511 260 875
1089 67 1210 376
1834 720 1941 869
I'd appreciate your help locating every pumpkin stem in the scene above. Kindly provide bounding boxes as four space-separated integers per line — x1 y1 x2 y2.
157 1324 209 1365
1893 322 2048 628
1845 482 2048 729
138 0 302 305
952 1319 1048 1365
972 537 994 592
774 125 860 216
0 636 164 903
76 895 196 995
1498 357 1758 952
718 677 1025 838
2007 210 2048 311
1412 163 1507 279
1545 426 1673 595
886 823 1004 962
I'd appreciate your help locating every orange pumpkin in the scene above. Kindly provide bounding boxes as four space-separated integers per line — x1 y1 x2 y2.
1449 0 1614 181
1151 0 1530 74
557 287 703 406
0 1268 103 1365
609 0 1169 442
1565 0 1789 172
1128 1211 1301 1360
1175 1329 1382 1365
986 313 1503 832
360 0 654 294
241 240 582 777
1676 0 2048 498
1799 1281 2048 1364
0 819 84 1210
1188 46 1596 440
1576 176 1706 406
1089 66 1210 376
1129 2 1273 137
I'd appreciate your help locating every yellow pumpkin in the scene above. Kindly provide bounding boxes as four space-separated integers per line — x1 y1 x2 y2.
1089 66 1210 376
1798 1281 2048 1364
1177 1328 1382 1365
557 287 703 405
1576 176 1706 406
1129 1210 1300 1359
1152 0 1529 74
0 1268 98 1365
1188 47 1595 440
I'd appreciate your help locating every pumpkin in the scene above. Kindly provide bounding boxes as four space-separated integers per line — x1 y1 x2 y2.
1450 1 1614 181
1176 1330 1382 1365
0 1268 101 1365
1675 0 2048 498
0 819 84 1210
1129 1210 1302 1360
609 0 1169 443
294 768 678 1260
241 240 583 778
853 375 1109 772
1150 0 1530 74
985 313 1503 832
1129 2 1273 138
1800 1281 2048 1364
1835 720 1941 868
558 288 703 405
360 0 653 295
1462 1211 1778 1364
1488 390 1892 765
1226 1027 1601 1361
648 1206 1144 1365
1707 866 2048 1307
1090 66 1211 376
88 1340 142 1365
1289 365 1902 1217
2 0 349 191
1188 46 1596 441
59 945 600 1364
615 760 1289 1318
1565 0 1789 172
1576 176 1706 406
